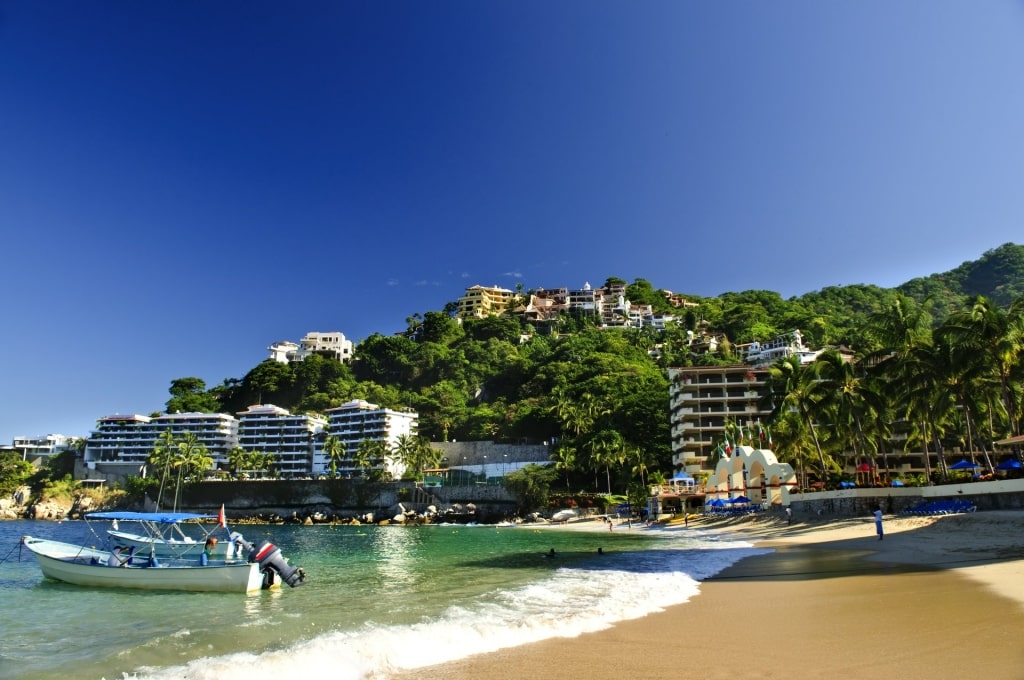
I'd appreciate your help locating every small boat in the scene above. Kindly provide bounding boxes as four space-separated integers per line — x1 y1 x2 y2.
99 511 245 559
21 511 306 594
551 509 579 523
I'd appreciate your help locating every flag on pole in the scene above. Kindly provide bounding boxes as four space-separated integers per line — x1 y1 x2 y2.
758 423 765 441
218 504 228 529
766 426 773 448
724 435 732 455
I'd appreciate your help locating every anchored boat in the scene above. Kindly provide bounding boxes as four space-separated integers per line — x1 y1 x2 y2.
21 510 305 593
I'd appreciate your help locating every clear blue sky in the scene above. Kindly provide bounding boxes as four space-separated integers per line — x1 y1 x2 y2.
3 1 1023 442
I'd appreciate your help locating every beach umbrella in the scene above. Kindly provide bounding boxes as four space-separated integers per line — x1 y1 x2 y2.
996 459 1023 471
855 463 874 472
730 495 751 504
949 459 981 470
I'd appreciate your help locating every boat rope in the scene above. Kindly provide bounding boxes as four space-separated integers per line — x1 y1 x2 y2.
0 540 23 565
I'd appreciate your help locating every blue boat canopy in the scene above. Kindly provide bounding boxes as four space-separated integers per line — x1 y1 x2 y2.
87 511 215 523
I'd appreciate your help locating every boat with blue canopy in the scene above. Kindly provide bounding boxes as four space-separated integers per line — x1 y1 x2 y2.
21 510 305 593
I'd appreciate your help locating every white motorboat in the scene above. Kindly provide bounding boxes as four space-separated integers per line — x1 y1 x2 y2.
20 536 267 593
21 511 306 593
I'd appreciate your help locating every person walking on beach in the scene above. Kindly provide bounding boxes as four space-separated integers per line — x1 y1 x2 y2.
873 505 884 540
785 506 792 525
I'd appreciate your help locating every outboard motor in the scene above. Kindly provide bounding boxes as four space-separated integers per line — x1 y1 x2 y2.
248 540 305 588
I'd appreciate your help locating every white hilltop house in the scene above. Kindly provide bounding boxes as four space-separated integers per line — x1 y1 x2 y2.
741 329 822 368
268 331 353 364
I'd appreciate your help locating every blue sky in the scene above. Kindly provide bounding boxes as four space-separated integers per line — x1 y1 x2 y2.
3 1 1024 443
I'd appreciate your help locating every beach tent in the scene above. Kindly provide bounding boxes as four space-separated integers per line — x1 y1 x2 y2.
996 459 1023 470
949 459 981 470
855 463 874 472
730 496 751 504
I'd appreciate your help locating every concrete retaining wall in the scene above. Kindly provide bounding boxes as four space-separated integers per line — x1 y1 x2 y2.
789 478 1024 517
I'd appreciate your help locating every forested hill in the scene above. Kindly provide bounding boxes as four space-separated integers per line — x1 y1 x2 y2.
897 242 1024 310
164 242 1024 475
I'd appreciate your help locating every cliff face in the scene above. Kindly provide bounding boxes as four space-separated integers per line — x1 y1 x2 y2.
0 487 102 521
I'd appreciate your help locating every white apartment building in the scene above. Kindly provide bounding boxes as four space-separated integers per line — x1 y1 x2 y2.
83 412 239 472
236 404 327 477
325 399 418 479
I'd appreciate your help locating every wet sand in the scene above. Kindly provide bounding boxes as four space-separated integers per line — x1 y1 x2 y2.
392 511 1024 680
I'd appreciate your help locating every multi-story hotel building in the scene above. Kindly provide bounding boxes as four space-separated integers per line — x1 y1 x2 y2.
83 412 239 474
668 365 773 475
324 400 418 479
456 285 517 320
236 404 327 477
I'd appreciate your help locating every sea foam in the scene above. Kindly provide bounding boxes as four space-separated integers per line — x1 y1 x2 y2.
130 534 766 680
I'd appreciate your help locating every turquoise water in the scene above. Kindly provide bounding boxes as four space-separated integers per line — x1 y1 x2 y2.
0 519 765 680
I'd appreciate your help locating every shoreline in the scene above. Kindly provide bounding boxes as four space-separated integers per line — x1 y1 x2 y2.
390 510 1024 679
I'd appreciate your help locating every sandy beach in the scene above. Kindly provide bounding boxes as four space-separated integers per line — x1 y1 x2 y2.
394 510 1024 680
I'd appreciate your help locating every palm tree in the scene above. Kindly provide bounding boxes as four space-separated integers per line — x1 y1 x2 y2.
172 432 207 510
358 439 390 478
553 444 577 492
932 319 1004 471
813 349 887 477
629 445 649 490
890 341 951 480
770 411 817 489
149 429 177 510
226 446 248 478
323 435 344 478
940 296 1024 438
353 439 374 478
394 434 422 479
588 429 625 495
768 356 831 483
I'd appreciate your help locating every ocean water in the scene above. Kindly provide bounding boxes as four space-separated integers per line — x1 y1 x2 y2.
0 518 766 680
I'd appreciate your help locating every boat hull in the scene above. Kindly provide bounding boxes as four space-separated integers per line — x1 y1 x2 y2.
22 537 266 593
